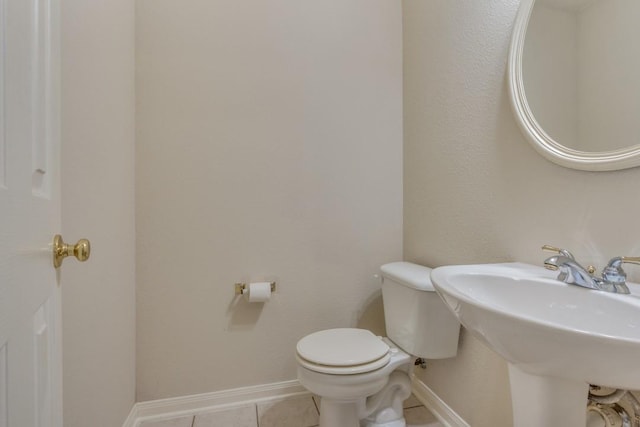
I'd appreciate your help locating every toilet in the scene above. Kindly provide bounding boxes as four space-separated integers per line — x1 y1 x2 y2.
296 262 461 427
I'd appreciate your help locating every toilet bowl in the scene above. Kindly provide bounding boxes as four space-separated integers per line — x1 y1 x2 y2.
295 262 461 427
297 329 412 427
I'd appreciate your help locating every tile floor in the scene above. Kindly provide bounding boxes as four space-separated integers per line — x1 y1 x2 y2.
139 393 443 427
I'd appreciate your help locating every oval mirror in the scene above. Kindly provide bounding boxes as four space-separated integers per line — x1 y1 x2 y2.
509 0 640 171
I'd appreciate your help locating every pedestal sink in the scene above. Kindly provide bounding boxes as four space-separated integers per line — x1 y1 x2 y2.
430 262 640 427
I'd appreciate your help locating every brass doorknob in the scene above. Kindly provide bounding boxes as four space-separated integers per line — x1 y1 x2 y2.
53 234 91 268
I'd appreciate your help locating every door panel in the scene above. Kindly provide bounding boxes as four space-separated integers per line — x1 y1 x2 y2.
32 0 53 198
0 0 61 426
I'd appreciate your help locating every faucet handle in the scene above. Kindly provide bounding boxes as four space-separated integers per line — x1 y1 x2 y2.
542 245 575 260
601 256 638 294
604 256 640 271
621 256 640 265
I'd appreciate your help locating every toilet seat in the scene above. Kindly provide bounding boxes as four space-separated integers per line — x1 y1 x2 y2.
296 352 391 375
296 328 391 375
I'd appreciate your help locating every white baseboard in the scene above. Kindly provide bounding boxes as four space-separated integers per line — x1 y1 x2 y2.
123 380 309 427
123 377 467 427
411 375 470 427
121 404 139 427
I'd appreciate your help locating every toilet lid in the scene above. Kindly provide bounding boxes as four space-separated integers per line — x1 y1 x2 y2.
296 328 390 368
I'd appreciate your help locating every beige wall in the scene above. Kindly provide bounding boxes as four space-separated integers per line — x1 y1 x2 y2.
403 1 640 426
135 0 403 401
61 0 136 426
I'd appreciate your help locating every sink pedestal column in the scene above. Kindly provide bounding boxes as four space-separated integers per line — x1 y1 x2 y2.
508 364 589 427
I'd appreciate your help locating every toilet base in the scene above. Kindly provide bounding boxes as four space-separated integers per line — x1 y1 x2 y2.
363 419 406 427
318 398 361 427
315 371 411 427
360 371 411 427
308 367 412 427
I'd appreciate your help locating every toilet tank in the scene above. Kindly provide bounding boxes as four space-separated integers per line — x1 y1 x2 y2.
380 262 460 359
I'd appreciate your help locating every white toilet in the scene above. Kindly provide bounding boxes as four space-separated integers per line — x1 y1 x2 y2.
296 262 461 427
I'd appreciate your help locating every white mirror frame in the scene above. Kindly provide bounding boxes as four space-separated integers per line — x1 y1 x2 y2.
508 0 640 171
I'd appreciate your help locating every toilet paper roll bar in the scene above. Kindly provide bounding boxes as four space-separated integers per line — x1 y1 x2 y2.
234 282 276 295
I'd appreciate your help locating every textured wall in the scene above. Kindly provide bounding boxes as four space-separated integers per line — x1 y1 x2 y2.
135 0 403 401
61 0 136 426
403 0 640 426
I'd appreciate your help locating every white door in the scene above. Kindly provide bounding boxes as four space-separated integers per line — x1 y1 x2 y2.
0 0 62 426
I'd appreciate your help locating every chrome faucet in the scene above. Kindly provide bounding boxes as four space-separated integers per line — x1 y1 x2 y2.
542 245 640 294
543 253 604 291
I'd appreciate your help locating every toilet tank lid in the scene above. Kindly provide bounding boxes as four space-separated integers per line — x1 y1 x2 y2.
380 262 435 291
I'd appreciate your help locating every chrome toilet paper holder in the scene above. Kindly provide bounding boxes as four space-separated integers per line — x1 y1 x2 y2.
235 282 276 295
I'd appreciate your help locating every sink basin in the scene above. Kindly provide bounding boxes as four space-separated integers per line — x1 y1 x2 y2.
431 262 640 427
